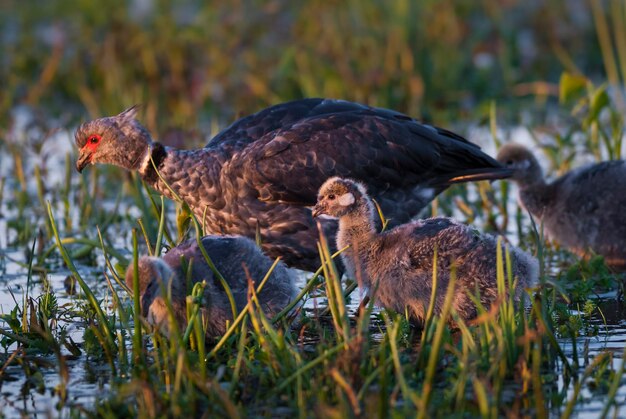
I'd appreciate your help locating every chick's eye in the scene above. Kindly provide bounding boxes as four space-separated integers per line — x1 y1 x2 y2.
88 135 101 144
328 194 335 200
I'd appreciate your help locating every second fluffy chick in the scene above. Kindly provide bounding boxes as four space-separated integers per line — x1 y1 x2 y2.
125 235 297 338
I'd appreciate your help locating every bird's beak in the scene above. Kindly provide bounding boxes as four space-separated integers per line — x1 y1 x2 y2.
489 168 513 185
311 203 325 218
76 150 91 173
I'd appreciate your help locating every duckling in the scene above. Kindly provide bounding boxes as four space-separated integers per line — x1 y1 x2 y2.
497 143 626 270
312 177 537 323
125 235 297 337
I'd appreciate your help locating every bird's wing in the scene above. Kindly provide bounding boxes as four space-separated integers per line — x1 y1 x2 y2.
206 98 331 151
224 108 505 206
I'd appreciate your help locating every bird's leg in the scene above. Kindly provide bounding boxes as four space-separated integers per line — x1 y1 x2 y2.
355 295 371 318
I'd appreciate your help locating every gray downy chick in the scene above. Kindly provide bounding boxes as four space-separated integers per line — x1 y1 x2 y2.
125 235 298 338
312 177 538 324
497 143 626 270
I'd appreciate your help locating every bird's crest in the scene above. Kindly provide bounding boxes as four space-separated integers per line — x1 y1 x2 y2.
117 105 141 122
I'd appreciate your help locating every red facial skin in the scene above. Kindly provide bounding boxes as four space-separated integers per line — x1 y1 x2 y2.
76 134 103 172
81 134 102 163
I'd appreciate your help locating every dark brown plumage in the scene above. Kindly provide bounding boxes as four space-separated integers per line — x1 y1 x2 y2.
497 143 626 269
76 99 511 271
313 177 538 323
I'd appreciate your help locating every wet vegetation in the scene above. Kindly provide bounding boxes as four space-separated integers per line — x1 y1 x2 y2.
1 1 626 417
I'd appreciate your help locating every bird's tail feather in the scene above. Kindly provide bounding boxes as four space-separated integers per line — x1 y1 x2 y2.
446 167 513 184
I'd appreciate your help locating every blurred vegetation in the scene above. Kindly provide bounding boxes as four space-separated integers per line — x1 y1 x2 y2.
0 0 612 132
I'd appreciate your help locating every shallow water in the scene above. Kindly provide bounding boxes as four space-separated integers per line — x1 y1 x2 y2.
1 256 625 417
557 298 626 417
1 116 625 417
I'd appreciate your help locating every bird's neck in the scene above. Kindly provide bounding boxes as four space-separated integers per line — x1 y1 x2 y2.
336 201 377 285
337 202 377 252
517 181 550 219
137 142 166 179
139 144 223 216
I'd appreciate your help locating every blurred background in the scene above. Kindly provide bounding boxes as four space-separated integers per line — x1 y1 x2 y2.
0 0 620 134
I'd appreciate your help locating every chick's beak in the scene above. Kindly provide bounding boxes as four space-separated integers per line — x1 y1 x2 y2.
311 203 325 218
76 150 91 173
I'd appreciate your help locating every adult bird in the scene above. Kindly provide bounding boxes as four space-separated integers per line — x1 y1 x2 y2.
497 143 626 270
76 98 511 271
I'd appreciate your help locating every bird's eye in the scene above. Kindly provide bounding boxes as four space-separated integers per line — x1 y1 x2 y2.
328 194 335 200
88 135 101 145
